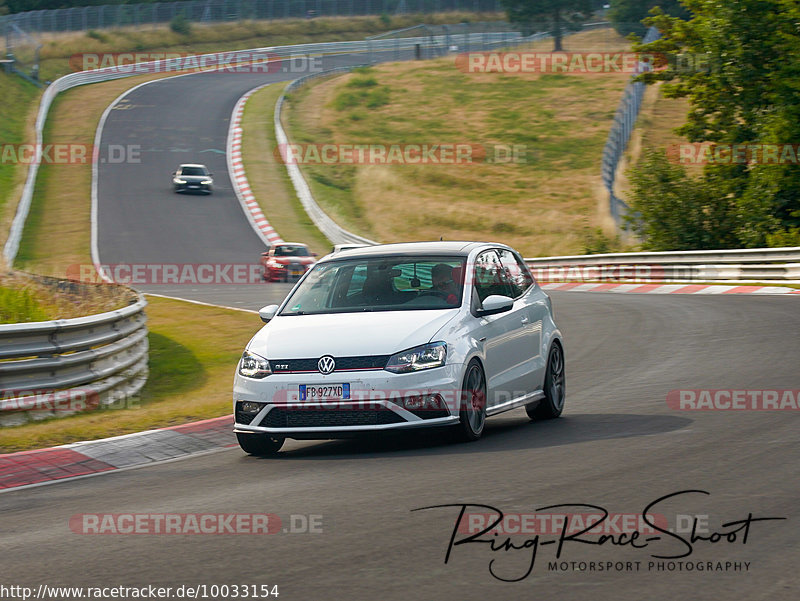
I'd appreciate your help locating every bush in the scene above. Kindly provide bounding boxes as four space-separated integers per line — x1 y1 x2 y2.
625 148 741 250
170 13 192 36
86 30 107 42
583 228 622 255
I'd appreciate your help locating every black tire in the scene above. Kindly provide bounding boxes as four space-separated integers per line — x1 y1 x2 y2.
236 432 284 456
456 359 487 441
527 342 565 419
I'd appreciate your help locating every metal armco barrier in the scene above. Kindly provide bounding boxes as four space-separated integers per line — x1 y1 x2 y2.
0 292 148 427
601 26 660 224
275 66 378 246
525 247 800 283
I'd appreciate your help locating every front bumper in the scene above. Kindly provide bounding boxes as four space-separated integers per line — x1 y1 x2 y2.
233 364 462 437
264 263 309 281
174 182 212 193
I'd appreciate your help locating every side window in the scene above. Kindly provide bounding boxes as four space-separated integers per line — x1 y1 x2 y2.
497 249 534 298
473 250 513 303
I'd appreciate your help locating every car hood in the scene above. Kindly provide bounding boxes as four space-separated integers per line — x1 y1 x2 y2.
247 309 460 358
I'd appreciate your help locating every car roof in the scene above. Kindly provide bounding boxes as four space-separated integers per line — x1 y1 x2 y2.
179 163 208 168
319 241 499 260
273 242 308 247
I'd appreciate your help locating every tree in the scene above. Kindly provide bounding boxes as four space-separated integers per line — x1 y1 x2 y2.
608 0 690 37
501 0 594 51
626 149 744 249
627 0 800 249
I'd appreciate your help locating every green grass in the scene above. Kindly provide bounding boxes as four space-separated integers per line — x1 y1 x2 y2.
13 94 61 270
0 72 39 249
284 29 635 256
0 285 50 323
0 272 133 324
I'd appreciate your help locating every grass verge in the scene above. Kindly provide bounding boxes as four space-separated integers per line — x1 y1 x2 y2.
0 271 133 323
283 28 635 257
614 82 693 206
0 72 40 262
240 81 331 254
0 295 259 453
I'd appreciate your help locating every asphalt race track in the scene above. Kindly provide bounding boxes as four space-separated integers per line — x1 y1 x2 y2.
2 292 799 599
2 52 799 600
95 50 409 310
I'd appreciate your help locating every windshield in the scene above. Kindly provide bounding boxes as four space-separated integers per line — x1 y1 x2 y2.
274 245 311 257
280 256 466 315
180 166 207 176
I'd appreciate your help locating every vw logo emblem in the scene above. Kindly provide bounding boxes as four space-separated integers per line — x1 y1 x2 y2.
318 355 336 375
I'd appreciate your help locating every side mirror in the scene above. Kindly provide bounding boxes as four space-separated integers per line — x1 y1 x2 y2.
258 304 279 323
260 252 270 257
312 252 318 257
477 295 514 317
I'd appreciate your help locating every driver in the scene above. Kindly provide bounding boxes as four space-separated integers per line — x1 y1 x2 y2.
431 263 460 304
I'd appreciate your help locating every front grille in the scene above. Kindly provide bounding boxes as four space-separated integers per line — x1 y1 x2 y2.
264 407 405 428
270 355 391 374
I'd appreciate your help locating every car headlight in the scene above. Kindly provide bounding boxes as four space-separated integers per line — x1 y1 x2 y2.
200 179 212 184
174 178 186 184
238 350 271 378
385 342 447 373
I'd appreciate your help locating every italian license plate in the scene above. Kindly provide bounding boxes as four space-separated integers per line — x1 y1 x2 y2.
299 384 350 401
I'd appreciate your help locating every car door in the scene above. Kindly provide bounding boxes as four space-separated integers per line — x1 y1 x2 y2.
496 248 547 392
470 249 532 408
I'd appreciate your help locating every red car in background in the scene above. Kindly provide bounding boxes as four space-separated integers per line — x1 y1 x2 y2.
261 243 317 282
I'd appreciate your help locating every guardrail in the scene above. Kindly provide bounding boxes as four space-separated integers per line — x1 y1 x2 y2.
2 30 523 265
275 66 378 246
0 289 148 427
601 25 660 224
524 247 800 283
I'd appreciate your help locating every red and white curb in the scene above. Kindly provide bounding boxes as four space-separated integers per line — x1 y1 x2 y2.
227 84 283 247
0 415 236 492
540 282 800 294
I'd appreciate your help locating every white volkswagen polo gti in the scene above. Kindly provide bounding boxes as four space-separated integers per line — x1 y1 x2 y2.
233 241 565 455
